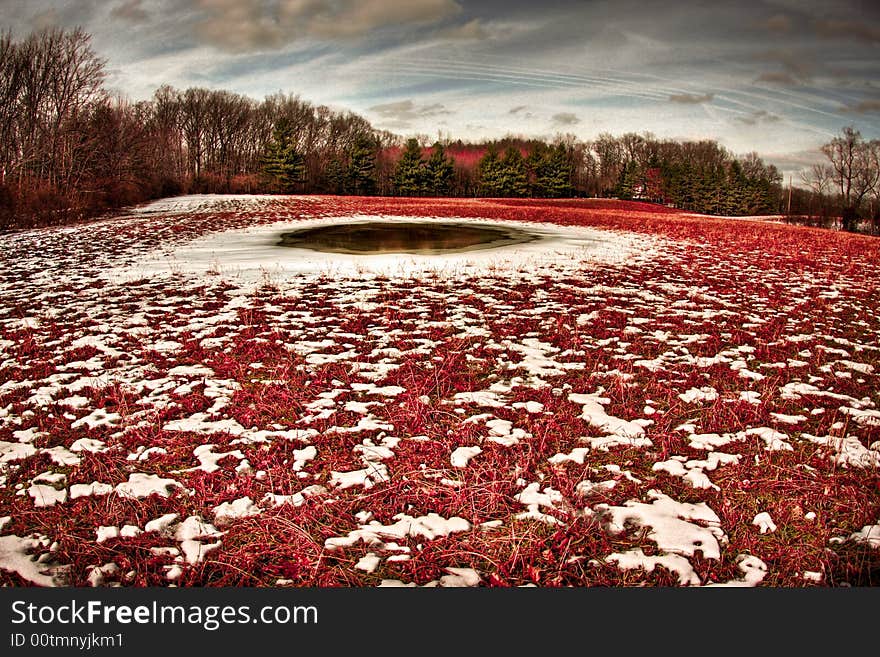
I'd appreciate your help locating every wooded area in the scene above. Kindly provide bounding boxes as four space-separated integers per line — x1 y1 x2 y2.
1 27 877 232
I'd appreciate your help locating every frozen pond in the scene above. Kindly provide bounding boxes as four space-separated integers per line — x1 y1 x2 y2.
277 221 542 255
107 214 649 280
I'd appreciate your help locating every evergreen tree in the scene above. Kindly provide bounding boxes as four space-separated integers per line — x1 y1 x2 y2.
347 134 377 195
393 138 425 195
724 160 748 215
476 148 503 196
325 156 346 194
424 142 455 196
536 144 573 198
261 119 305 193
499 146 529 197
615 161 639 200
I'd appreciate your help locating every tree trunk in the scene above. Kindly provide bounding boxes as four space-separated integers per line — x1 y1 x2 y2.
841 206 858 232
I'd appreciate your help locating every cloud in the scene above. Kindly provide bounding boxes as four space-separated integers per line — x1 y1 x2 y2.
551 112 579 125
756 14 793 33
507 105 535 120
814 19 880 45
436 18 488 40
26 1 102 31
735 110 781 125
751 49 815 86
368 99 452 128
763 148 827 177
111 0 148 22
754 71 800 86
840 100 880 114
668 93 714 104
195 0 463 52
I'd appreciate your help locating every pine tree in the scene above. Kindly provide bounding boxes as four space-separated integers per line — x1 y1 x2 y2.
261 119 305 193
424 142 455 196
476 148 503 196
615 161 639 200
347 134 377 195
393 138 425 196
325 157 346 194
537 144 573 198
499 146 529 197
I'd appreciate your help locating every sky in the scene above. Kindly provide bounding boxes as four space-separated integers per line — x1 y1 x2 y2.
2 0 880 179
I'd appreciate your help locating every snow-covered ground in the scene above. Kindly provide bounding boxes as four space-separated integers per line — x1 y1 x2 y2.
1 195 878 587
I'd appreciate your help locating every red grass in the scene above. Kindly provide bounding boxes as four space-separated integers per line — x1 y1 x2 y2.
1 195 878 587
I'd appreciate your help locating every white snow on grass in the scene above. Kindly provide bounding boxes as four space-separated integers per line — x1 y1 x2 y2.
324 513 471 550
484 418 530 446
596 490 724 559
96 526 120 543
292 445 318 471
677 387 719 404
355 553 381 573
438 567 481 587
802 434 880 469
212 497 261 525
706 555 768 587
684 427 792 452
840 406 880 428
86 562 120 587
453 391 507 408
606 548 701 586
450 446 482 468
851 524 880 547
174 516 224 564
567 391 652 449
752 512 778 534
183 444 247 473
514 482 566 525
28 484 67 507
549 447 591 466
144 514 179 534
0 534 63 586
770 412 807 425
70 408 121 430
652 452 740 491
69 482 114 499
0 441 37 463
262 485 326 508
114 473 183 499
329 464 390 490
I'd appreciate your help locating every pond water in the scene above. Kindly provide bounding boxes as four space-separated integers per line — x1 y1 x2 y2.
277 221 542 255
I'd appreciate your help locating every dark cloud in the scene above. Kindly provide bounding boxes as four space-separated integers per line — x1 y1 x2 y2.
814 19 880 45
755 71 800 86
551 112 579 125
763 148 826 175
508 105 534 119
26 1 101 31
368 99 451 128
840 100 880 114
195 0 463 52
111 0 149 23
751 49 815 86
668 93 714 104
756 13 793 33
753 49 813 78
735 110 781 125
435 18 488 40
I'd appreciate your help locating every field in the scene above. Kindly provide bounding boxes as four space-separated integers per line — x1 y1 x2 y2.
1 195 878 587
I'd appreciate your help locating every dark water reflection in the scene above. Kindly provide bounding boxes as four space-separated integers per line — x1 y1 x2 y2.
277 221 542 255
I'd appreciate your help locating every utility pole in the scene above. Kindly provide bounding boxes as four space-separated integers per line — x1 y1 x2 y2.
787 175 792 215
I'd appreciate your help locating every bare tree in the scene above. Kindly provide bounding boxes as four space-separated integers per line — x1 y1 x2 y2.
821 126 880 231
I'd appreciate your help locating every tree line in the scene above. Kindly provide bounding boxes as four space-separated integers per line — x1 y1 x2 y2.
1 26 876 233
